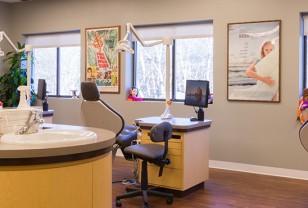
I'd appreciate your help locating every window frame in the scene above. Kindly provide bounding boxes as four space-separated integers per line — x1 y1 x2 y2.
132 21 213 102
26 31 81 98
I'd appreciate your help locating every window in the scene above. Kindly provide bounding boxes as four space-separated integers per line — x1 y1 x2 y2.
26 32 81 97
133 21 213 100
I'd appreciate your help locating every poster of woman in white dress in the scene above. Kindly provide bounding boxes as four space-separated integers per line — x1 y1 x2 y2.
227 20 281 102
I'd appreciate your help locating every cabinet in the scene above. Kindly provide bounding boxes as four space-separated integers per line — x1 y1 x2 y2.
136 117 211 192
0 154 112 208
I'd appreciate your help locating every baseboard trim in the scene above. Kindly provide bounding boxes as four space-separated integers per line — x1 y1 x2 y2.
210 160 308 181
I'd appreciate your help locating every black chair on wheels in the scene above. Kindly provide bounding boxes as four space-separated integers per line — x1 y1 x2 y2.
116 121 174 208
80 81 137 161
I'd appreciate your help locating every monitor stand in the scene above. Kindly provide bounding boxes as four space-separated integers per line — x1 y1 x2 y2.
190 107 205 122
197 107 204 121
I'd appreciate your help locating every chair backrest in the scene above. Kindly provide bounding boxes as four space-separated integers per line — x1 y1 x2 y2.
150 122 172 143
80 81 124 136
299 120 308 152
149 122 173 176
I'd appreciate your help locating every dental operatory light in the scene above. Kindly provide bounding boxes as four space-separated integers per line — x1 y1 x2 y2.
114 23 173 119
114 40 135 54
0 31 33 89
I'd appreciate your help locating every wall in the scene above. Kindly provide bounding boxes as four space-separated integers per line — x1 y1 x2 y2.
4 0 308 172
0 2 12 76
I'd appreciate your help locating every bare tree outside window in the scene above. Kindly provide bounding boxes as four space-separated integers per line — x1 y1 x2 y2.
135 42 166 99
175 38 213 99
32 46 80 96
135 37 213 100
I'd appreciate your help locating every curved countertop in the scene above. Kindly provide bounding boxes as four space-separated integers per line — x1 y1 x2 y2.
0 123 116 166
135 117 212 132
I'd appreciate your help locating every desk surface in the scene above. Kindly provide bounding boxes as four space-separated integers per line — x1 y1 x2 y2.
42 109 54 117
135 117 211 132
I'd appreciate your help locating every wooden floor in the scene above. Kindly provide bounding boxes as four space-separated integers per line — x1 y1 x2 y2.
112 156 308 208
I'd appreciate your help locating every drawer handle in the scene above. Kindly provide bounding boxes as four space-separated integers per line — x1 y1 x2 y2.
147 133 181 140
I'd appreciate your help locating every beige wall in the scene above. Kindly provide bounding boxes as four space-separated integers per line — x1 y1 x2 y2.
2 0 308 171
0 2 12 75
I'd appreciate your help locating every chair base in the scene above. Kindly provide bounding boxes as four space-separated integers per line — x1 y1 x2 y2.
116 160 173 208
115 187 173 208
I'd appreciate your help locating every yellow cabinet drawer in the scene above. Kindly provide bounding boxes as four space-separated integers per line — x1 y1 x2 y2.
148 166 183 190
141 139 182 152
148 154 182 169
141 131 182 150
168 148 181 156
141 130 183 141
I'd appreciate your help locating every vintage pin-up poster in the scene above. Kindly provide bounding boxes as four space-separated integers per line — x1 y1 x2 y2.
86 26 120 93
227 20 281 102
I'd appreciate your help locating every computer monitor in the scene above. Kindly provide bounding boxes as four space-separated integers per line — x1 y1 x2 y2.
37 79 47 101
184 80 210 121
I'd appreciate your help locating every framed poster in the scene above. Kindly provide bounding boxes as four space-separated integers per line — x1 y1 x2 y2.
227 20 281 102
85 25 120 93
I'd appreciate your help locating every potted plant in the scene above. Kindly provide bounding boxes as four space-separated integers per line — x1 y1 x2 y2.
0 42 36 107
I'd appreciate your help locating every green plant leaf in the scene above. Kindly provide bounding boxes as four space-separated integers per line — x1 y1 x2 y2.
0 42 36 107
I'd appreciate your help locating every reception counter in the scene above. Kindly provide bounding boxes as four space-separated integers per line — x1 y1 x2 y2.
0 123 115 208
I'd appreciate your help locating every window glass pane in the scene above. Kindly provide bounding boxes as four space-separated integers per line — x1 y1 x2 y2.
32 48 57 95
174 38 213 99
134 23 213 101
59 46 80 95
29 32 81 97
135 41 166 99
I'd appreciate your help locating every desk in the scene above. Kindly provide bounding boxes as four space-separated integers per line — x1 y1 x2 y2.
135 117 211 194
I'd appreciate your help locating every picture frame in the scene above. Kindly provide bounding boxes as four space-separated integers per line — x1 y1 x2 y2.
227 20 281 102
85 25 120 93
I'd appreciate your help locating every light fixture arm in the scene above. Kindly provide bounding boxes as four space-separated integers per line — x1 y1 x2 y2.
125 23 163 48
0 31 20 53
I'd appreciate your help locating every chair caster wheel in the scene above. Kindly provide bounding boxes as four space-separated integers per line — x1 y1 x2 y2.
166 197 173 204
116 199 122 207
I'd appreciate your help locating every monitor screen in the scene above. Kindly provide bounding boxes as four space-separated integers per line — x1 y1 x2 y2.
184 80 210 108
37 79 47 100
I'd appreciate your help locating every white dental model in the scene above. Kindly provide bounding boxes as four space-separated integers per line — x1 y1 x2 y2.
17 86 31 109
161 101 172 119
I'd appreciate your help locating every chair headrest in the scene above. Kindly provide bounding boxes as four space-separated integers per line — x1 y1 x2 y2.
150 122 172 142
81 81 100 101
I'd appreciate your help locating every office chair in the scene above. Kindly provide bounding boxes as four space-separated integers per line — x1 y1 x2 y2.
299 120 308 152
116 121 174 208
80 81 138 160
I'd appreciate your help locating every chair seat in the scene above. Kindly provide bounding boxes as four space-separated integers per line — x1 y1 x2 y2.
124 143 164 161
